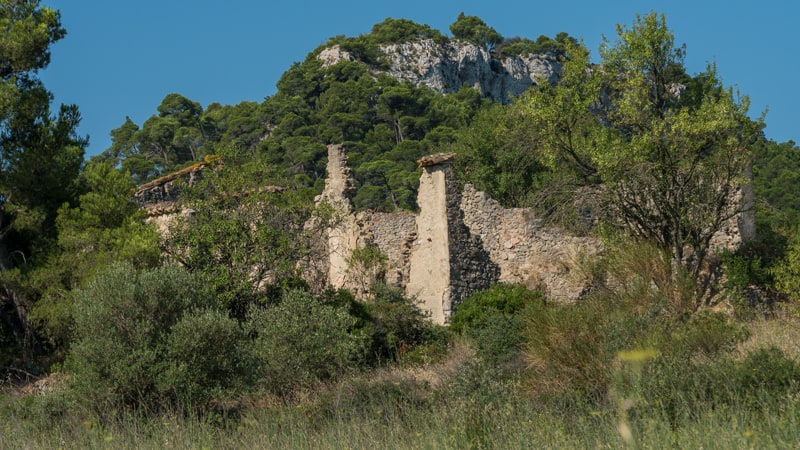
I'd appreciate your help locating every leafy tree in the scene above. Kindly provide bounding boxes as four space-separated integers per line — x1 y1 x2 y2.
453 103 551 208
369 17 445 44
136 93 211 172
97 116 137 163
753 139 800 230
203 101 267 158
449 13 503 53
27 161 159 348
161 153 320 318
0 1 86 364
103 94 215 182
521 12 761 284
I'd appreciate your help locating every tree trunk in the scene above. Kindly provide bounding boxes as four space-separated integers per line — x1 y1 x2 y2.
0 238 42 362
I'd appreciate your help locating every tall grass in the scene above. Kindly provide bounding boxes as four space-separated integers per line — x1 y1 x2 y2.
5 376 800 449
4 239 800 448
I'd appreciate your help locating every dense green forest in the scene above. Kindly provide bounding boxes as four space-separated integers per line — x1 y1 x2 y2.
4 2 800 447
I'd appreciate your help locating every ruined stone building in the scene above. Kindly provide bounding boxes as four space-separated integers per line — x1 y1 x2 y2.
137 145 754 325
316 145 602 324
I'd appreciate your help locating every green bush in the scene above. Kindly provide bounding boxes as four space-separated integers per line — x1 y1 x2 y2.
363 284 449 364
66 262 253 414
450 283 542 333
249 289 367 396
450 284 544 365
162 309 256 407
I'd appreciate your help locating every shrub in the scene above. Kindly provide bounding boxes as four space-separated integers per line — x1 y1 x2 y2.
364 283 450 365
733 346 800 395
524 239 746 401
450 284 545 365
67 262 253 414
525 298 613 400
249 289 367 396
672 310 750 357
640 346 800 425
162 309 256 408
450 283 543 333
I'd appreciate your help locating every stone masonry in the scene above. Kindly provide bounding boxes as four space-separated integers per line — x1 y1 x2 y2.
138 145 754 325
316 145 601 324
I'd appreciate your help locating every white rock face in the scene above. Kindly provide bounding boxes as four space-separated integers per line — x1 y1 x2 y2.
319 39 562 102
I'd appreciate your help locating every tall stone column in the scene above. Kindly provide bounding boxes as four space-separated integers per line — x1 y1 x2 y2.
406 155 454 324
315 144 358 290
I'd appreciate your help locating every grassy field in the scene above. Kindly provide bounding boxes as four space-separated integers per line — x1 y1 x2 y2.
4 311 800 450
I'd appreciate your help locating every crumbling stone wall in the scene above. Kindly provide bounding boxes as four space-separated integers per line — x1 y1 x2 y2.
459 184 600 301
364 211 416 287
315 147 596 324
314 147 600 323
138 145 754 325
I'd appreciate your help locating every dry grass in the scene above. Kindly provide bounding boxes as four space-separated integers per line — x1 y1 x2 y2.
736 304 800 360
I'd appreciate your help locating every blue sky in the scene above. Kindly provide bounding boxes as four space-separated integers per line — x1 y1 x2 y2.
40 0 798 156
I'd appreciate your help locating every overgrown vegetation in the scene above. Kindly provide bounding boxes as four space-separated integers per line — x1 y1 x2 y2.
5 238 800 448
4 4 800 448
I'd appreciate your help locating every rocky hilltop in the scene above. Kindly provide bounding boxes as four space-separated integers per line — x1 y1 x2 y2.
317 39 562 102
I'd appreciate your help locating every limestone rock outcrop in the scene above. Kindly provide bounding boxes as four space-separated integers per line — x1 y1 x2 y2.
319 39 562 102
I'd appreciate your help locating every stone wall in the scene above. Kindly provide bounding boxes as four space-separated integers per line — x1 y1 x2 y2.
459 185 599 301
137 145 754 325
315 146 602 324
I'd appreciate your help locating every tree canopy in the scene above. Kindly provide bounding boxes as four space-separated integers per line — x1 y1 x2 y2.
449 12 503 52
0 0 87 362
517 12 761 285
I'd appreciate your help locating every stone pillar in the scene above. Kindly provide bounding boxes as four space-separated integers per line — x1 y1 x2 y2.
739 159 756 243
315 144 358 290
406 153 500 324
406 157 453 324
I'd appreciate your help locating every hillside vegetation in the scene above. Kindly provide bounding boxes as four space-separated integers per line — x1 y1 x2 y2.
3 4 800 447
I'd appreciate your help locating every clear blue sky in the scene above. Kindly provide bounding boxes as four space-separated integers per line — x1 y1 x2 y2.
40 0 798 156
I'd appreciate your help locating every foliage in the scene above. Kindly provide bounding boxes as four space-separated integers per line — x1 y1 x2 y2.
753 139 800 229
449 12 503 53
641 345 800 425
0 0 86 364
497 32 578 57
0 1 65 119
449 284 544 365
524 238 747 400
26 161 159 348
362 283 449 365
162 309 256 408
451 103 548 207
369 17 446 44
67 262 254 413
772 226 800 302
521 12 761 282
450 283 542 333
161 155 316 317
248 289 367 396
108 53 487 211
